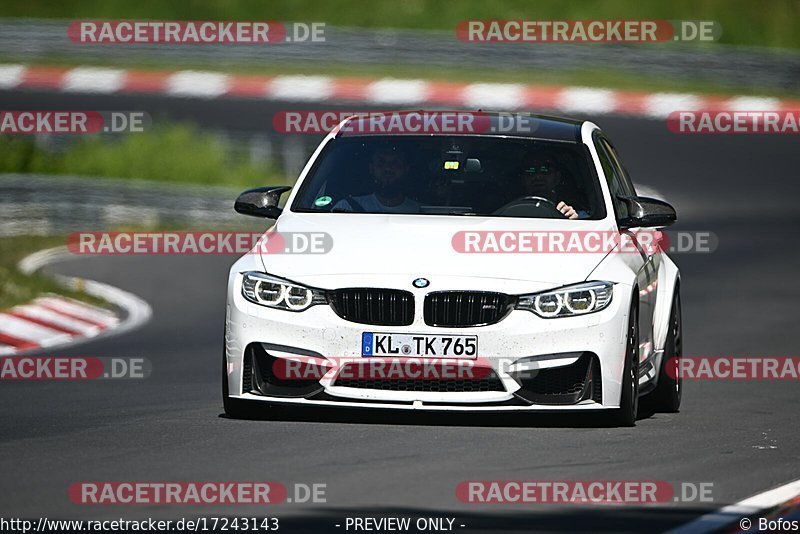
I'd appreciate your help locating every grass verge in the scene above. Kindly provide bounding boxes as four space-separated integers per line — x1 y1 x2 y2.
0 122 287 187
0 236 108 310
3 0 800 49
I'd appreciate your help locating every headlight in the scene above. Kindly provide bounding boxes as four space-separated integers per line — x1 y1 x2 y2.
516 281 613 318
241 271 327 311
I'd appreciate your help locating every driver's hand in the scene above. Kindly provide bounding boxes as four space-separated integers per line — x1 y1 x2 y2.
556 201 578 219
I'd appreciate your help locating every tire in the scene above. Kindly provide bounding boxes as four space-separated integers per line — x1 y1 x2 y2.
648 289 682 412
610 299 639 427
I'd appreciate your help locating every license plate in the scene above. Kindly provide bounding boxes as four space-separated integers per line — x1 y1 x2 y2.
362 333 478 358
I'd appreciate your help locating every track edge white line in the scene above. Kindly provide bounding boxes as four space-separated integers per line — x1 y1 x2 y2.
668 478 800 533
11 246 152 354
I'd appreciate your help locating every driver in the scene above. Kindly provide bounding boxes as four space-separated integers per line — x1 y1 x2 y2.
517 155 588 219
332 146 420 213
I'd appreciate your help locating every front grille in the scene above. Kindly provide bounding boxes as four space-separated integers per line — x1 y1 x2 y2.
424 291 514 327
333 368 505 392
329 288 414 326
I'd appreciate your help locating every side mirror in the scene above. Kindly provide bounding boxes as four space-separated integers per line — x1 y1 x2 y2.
234 186 291 219
618 196 677 229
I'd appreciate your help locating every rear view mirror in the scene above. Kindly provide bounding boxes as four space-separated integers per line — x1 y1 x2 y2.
618 196 677 229
234 186 291 219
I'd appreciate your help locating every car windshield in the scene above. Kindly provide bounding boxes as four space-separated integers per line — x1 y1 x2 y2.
291 135 605 219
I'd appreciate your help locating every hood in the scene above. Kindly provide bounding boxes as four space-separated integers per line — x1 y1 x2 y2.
258 213 616 293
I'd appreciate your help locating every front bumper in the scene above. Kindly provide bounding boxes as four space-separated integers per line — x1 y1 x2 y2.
225 272 632 412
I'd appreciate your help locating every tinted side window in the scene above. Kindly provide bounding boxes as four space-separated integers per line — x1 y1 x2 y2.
593 133 628 218
600 137 636 197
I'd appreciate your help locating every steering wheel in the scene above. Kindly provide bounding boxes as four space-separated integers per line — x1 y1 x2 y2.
492 196 567 218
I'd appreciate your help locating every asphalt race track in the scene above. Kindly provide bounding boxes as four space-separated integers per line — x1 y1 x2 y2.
1 89 799 532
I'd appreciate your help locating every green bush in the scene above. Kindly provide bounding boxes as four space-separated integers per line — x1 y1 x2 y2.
0 123 284 187
3 0 799 48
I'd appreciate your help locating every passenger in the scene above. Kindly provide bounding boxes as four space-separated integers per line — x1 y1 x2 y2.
333 147 420 213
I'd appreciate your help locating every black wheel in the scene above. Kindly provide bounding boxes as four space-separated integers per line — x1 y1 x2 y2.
222 333 259 419
610 299 639 427
648 288 682 412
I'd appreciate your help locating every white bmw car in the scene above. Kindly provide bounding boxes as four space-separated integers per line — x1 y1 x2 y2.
223 112 682 426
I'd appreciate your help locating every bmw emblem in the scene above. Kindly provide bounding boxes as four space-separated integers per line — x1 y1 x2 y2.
412 278 430 288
